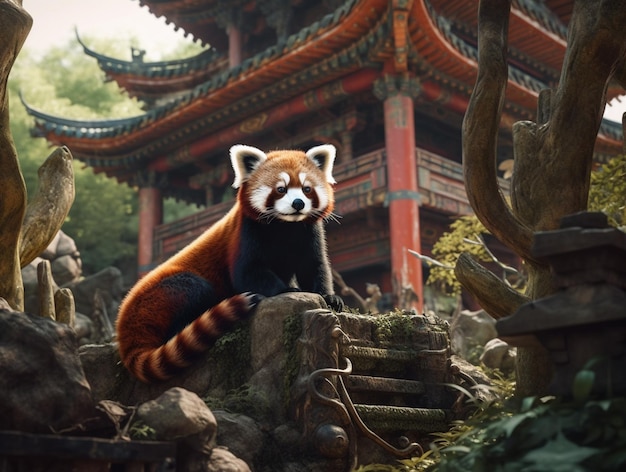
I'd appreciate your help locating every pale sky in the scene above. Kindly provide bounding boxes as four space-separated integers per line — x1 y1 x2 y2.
22 0 193 60
19 0 626 123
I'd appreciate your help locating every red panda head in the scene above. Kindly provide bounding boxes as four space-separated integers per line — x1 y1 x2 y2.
230 144 337 223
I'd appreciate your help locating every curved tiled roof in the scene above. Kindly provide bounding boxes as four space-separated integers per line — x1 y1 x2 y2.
77 33 225 102
78 36 221 79
25 0 623 181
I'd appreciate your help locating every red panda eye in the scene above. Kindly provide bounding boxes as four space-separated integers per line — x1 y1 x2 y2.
277 186 287 194
303 186 312 194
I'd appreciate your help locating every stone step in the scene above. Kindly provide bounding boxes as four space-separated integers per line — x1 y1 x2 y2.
340 345 418 362
345 375 426 396
354 404 449 433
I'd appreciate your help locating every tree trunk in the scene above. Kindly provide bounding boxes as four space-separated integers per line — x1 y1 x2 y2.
0 1 32 310
0 1 76 311
459 0 626 396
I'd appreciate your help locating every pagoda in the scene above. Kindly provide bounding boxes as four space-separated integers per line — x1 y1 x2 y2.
24 0 624 311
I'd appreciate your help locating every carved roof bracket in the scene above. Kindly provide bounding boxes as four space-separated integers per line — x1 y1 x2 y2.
258 0 294 43
132 170 168 189
213 1 245 30
373 73 421 100
390 0 415 73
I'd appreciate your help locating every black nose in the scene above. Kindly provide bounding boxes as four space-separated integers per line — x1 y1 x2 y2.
292 199 305 211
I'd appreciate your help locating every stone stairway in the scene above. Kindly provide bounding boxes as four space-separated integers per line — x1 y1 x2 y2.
342 345 451 434
291 309 467 470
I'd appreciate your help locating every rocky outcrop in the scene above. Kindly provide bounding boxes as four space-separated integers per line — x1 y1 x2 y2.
0 308 94 433
449 308 516 372
79 292 328 406
22 230 124 345
2 291 485 471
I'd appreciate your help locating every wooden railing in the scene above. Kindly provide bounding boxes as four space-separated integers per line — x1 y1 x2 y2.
152 147 509 262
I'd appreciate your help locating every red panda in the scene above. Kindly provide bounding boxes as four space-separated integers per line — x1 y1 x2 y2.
116 144 343 382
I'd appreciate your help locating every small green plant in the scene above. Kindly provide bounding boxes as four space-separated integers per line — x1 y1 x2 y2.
372 310 418 347
424 216 492 295
588 153 626 229
204 384 271 422
128 420 157 440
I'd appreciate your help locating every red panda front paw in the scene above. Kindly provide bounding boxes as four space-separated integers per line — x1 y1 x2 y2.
323 294 344 312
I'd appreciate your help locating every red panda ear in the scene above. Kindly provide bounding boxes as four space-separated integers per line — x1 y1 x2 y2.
230 145 268 188
306 144 337 184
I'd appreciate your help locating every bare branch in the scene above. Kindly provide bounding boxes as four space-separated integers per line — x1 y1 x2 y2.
454 252 529 320
408 249 454 270
20 146 75 267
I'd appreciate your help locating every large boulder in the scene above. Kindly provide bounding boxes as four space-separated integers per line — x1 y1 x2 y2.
136 387 218 447
214 410 265 469
449 309 497 363
63 266 124 322
51 254 82 286
0 309 94 433
134 387 251 471
480 337 517 373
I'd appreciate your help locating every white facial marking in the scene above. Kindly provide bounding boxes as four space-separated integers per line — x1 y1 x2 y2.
250 185 272 212
315 184 329 210
298 172 307 185
274 187 312 222
278 172 290 186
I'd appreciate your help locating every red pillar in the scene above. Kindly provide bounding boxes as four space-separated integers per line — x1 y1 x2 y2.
138 185 163 278
374 75 423 312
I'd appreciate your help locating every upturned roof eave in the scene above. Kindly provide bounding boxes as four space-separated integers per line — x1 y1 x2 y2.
77 32 226 96
28 0 391 150
27 0 623 167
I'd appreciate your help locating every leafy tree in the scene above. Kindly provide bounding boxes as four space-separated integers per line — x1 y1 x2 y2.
9 36 203 274
426 153 626 296
588 154 626 229
426 216 491 295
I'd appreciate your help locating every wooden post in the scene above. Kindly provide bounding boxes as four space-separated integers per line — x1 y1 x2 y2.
374 75 423 312
228 23 242 67
215 8 243 68
137 172 164 277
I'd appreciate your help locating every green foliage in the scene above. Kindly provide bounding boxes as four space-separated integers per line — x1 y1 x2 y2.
128 420 157 440
204 384 271 422
425 368 623 472
432 395 626 472
62 165 138 273
588 154 626 228
355 453 438 472
427 216 491 295
356 375 515 472
8 36 203 274
427 153 626 296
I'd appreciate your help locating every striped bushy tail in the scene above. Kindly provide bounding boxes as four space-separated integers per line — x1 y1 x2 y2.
125 293 260 383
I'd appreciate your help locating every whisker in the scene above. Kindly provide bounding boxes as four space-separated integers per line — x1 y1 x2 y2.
325 212 342 224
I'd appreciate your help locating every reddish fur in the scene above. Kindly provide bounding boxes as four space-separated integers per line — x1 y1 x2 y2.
116 148 335 383
116 204 249 382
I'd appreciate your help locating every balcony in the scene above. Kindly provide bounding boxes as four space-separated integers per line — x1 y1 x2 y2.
152 147 509 263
